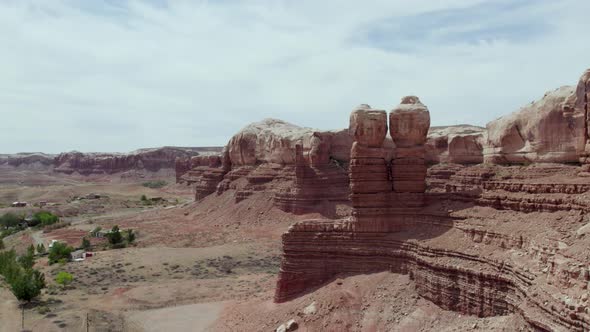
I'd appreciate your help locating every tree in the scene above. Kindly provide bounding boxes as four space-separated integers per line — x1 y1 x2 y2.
17 250 34 271
48 242 74 265
0 213 21 228
140 194 147 202
36 243 46 254
106 226 123 246
55 271 73 287
0 238 4 250
81 237 91 250
11 269 45 302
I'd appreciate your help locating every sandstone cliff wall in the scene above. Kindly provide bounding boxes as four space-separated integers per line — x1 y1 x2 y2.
54 146 220 175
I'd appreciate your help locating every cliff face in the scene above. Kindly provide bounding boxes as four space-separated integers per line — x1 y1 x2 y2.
484 86 584 164
482 69 590 165
176 118 486 209
0 153 55 169
54 146 221 175
273 96 590 331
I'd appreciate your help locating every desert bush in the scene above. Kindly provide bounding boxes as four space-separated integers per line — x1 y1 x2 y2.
142 180 167 189
124 229 135 244
55 271 73 287
37 306 50 314
140 194 147 202
48 242 74 265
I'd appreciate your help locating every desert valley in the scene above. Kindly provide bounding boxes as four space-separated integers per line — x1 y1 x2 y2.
0 68 589 331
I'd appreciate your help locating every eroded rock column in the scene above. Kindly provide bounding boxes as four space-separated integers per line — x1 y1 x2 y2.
390 96 430 194
348 105 392 231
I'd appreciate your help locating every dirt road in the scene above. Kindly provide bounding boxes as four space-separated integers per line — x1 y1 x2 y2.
0 287 20 332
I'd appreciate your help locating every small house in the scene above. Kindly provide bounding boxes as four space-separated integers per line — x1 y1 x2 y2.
71 250 86 261
90 230 109 238
11 201 27 207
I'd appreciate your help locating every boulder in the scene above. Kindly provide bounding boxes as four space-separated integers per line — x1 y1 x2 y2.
349 105 388 148
389 96 431 148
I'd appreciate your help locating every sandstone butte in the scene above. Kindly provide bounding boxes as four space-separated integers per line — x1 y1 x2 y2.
175 68 590 331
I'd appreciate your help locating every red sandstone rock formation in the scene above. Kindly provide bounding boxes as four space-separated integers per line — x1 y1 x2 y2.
54 147 218 175
390 96 430 193
426 125 485 164
484 85 585 164
178 118 352 211
274 94 590 331
276 96 433 298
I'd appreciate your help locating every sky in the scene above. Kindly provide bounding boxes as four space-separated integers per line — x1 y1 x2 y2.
1 0 589 153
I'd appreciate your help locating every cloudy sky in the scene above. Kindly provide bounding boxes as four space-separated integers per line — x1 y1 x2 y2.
1 0 589 153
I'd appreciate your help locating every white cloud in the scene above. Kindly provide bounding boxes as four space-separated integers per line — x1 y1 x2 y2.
0 0 588 153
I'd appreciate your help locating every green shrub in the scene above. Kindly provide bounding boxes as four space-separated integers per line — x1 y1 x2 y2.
0 239 4 250
55 271 73 287
142 180 167 189
32 211 59 227
106 226 123 247
140 194 147 202
48 242 74 265
36 244 46 254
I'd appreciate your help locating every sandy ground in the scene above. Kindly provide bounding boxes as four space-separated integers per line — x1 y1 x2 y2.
126 302 224 332
0 168 289 331
214 272 529 332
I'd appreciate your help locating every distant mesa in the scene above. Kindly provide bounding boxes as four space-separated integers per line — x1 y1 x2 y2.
1 146 223 175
